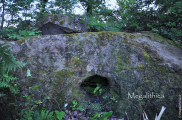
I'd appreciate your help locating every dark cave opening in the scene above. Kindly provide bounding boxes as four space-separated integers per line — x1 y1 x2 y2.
80 74 110 97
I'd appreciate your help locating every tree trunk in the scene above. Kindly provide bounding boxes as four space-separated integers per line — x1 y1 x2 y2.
1 0 5 30
87 5 92 16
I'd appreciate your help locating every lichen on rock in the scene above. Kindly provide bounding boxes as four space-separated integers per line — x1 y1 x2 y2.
34 14 88 35
1 31 182 119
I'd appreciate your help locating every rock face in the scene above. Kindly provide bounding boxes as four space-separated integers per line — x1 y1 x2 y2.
35 14 88 35
0 31 182 119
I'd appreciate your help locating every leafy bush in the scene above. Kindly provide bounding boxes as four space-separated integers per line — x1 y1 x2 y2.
153 1 182 44
20 105 38 120
33 109 55 120
90 111 113 120
0 28 8 39
115 0 144 32
0 42 25 97
6 28 41 40
54 110 65 120
86 16 107 32
0 42 25 119
16 20 33 31
0 25 41 40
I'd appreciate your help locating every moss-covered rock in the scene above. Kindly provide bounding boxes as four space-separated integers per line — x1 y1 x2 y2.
1 31 182 119
34 14 88 35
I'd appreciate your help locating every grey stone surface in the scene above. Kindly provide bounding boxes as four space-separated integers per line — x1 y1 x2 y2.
35 14 88 35
1 31 181 119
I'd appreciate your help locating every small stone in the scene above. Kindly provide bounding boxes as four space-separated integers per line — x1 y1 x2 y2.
65 110 69 114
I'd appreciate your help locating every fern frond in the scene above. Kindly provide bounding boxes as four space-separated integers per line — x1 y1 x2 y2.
0 42 25 74
0 42 25 95
22 105 38 120
0 81 11 88
0 60 5 76
0 74 18 86
0 93 6 97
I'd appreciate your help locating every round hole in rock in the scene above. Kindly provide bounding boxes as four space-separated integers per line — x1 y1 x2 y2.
80 74 110 98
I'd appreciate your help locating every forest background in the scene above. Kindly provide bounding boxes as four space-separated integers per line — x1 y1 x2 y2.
0 0 182 45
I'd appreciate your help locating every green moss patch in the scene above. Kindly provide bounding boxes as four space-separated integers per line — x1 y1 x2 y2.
55 69 73 79
72 56 82 66
115 55 125 72
18 36 33 44
59 19 66 25
140 32 182 49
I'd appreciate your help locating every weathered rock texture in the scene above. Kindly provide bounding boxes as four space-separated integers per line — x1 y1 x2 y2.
0 31 182 119
35 14 88 35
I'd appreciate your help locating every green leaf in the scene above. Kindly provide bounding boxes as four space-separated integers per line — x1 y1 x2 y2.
23 94 28 98
94 86 100 94
89 118 97 120
99 88 102 95
103 96 107 99
13 83 18 94
106 111 113 118
28 31 35 36
110 96 116 101
94 113 100 118
16 35 21 39
73 101 77 105
55 110 65 120
19 30 25 35
24 32 30 37
77 106 83 111
35 100 42 104
35 30 41 34
3 74 9 78
32 84 40 90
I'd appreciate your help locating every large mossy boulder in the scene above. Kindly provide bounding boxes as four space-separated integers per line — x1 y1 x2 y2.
0 31 181 119
35 14 88 35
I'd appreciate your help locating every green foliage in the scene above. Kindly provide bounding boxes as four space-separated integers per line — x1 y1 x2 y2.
79 0 105 15
93 83 102 95
1 25 41 40
32 84 40 90
0 41 25 119
35 11 50 23
18 98 114 120
102 95 107 99
90 111 113 120
70 101 83 111
20 107 65 120
20 105 54 120
0 28 8 39
16 20 34 31
34 100 42 105
86 16 119 32
87 16 106 32
33 109 54 120
20 105 38 120
0 42 25 97
55 110 65 120
152 1 182 43
54 0 78 13
110 96 116 101
116 0 145 32
6 28 41 40
114 0 182 46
